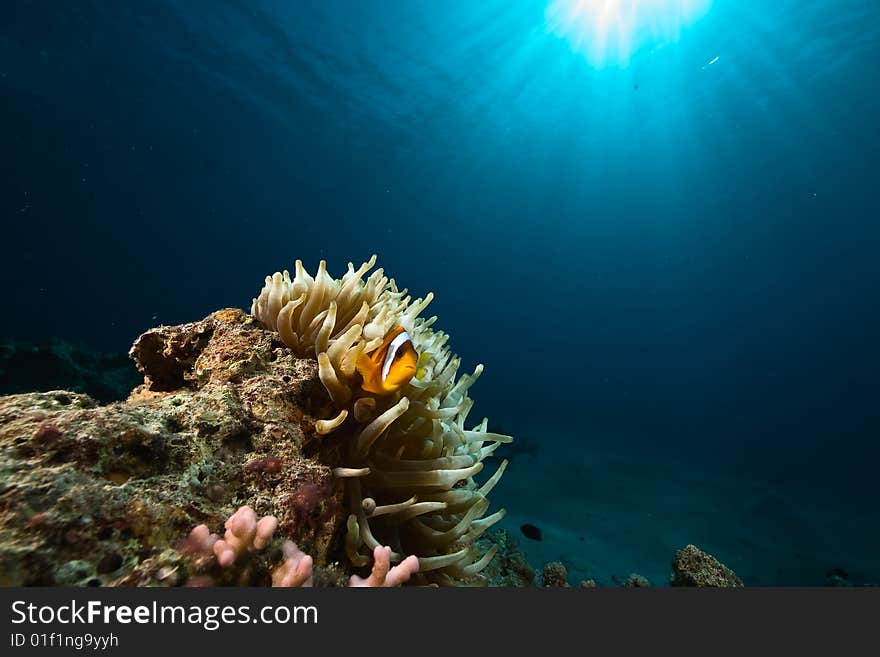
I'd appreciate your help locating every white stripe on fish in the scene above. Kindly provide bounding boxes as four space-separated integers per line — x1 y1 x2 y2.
382 330 412 381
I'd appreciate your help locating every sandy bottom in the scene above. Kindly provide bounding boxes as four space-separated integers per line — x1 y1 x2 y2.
490 427 879 586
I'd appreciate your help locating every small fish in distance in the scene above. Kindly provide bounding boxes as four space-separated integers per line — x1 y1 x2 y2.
520 523 543 541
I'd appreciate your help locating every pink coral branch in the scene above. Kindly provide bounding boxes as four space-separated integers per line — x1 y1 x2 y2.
271 540 314 587
186 507 418 588
212 506 278 567
349 546 420 587
187 523 218 553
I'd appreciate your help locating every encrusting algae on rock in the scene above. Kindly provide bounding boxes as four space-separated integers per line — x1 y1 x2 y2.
0 257 512 587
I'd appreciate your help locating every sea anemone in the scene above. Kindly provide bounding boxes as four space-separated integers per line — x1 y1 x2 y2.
251 256 510 585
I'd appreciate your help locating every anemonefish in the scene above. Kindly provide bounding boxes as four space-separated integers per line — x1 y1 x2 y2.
357 326 418 395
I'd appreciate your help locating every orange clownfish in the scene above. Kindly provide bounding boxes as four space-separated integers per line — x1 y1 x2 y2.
357 326 418 395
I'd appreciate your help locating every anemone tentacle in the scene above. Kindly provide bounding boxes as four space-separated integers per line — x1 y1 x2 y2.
252 256 509 585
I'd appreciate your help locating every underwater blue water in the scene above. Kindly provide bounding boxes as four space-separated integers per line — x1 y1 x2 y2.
2 1 878 584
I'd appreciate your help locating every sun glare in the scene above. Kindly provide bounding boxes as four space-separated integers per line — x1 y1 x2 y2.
546 0 712 67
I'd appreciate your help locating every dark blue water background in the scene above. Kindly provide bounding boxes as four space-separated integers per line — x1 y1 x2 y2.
2 1 878 582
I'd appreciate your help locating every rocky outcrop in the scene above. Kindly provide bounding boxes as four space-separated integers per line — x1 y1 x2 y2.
541 561 570 588
0 309 348 586
479 529 536 587
670 544 744 587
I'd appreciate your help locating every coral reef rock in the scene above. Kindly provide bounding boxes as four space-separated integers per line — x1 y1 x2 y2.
541 561 570 588
623 573 651 587
0 309 347 586
670 544 744 587
479 529 536 587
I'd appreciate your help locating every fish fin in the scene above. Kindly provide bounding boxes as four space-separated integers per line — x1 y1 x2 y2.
357 352 380 394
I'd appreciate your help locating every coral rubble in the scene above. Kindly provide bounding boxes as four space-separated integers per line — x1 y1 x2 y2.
623 573 651 587
541 561 570 588
670 544 744 587
479 529 536 587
